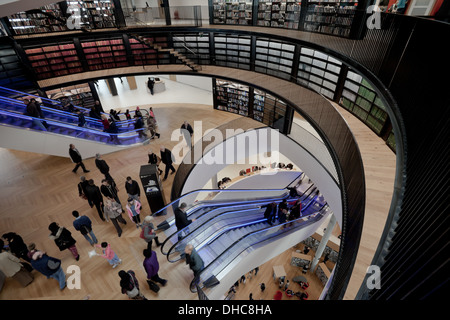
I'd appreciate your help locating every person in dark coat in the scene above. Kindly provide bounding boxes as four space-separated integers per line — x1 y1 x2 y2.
184 244 204 277
69 144 90 174
118 270 146 300
72 210 98 246
289 199 302 220
48 222 79 261
147 77 155 95
125 176 140 201
76 109 86 127
95 153 113 181
101 178 122 208
180 120 194 146
28 245 66 290
30 98 49 129
85 179 105 221
134 115 147 139
160 146 176 181
1 232 30 262
261 202 277 225
94 100 104 114
148 150 163 175
78 175 89 201
23 98 48 131
174 202 192 241
89 106 102 120
143 248 167 290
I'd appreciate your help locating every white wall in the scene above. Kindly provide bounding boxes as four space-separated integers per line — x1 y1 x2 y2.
181 127 343 227
170 75 213 92
0 125 133 159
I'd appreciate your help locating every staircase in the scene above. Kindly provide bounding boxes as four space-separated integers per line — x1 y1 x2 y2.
129 33 202 72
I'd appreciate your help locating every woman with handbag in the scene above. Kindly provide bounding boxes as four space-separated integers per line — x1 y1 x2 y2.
118 270 147 300
48 222 79 261
104 198 127 237
141 215 161 249
143 248 167 293
126 197 142 228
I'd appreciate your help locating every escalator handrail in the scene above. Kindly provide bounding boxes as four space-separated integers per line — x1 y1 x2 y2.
204 193 320 254
0 95 136 128
189 204 329 293
161 196 289 257
162 187 315 260
0 109 148 140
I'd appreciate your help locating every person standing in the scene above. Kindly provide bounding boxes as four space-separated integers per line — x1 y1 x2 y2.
104 198 127 237
0 239 34 287
174 202 192 241
29 245 66 290
78 176 89 201
30 98 49 129
69 144 90 174
261 202 277 225
94 100 104 114
141 215 161 249
76 109 86 127
180 120 194 147
1 232 30 262
72 210 98 246
85 179 105 221
184 244 204 278
134 115 147 139
48 222 80 261
118 270 146 300
126 197 142 228
125 176 141 201
160 146 176 181
95 154 114 182
147 77 155 95
148 149 163 175
100 179 123 209
143 248 167 292
23 98 48 131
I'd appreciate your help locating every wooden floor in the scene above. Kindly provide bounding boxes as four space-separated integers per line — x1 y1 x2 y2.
0 101 396 300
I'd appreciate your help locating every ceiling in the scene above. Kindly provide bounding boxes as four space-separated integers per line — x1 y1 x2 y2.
0 0 62 18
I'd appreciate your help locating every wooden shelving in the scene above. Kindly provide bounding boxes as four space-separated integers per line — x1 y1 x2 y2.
81 38 128 71
45 82 95 109
24 42 83 79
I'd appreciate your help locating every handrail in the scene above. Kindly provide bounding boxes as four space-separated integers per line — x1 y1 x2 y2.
0 109 149 145
162 183 316 261
189 204 329 293
0 86 136 127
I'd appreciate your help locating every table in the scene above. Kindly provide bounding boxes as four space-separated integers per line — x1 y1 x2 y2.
153 80 166 93
272 265 286 281
292 275 307 284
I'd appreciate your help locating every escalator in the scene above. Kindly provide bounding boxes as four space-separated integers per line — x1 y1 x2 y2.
155 175 330 297
0 85 150 155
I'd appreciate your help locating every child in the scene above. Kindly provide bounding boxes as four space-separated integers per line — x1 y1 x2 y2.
95 242 122 268
126 197 142 228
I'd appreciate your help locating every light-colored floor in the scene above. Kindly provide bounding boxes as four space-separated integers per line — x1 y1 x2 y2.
0 79 396 300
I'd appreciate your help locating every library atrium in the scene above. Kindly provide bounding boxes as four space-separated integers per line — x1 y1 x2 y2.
0 0 448 302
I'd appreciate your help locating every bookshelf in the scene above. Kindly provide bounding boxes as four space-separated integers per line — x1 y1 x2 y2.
212 0 253 25
24 42 83 80
7 3 68 35
45 82 95 110
253 88 288 126
66 0 116 29
214 34 252 70
214 79 250 116
254 37 296 80
339 69 389 135
81 38 128 71
303 0 358 38
257 0 302 29
296 47 342 99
